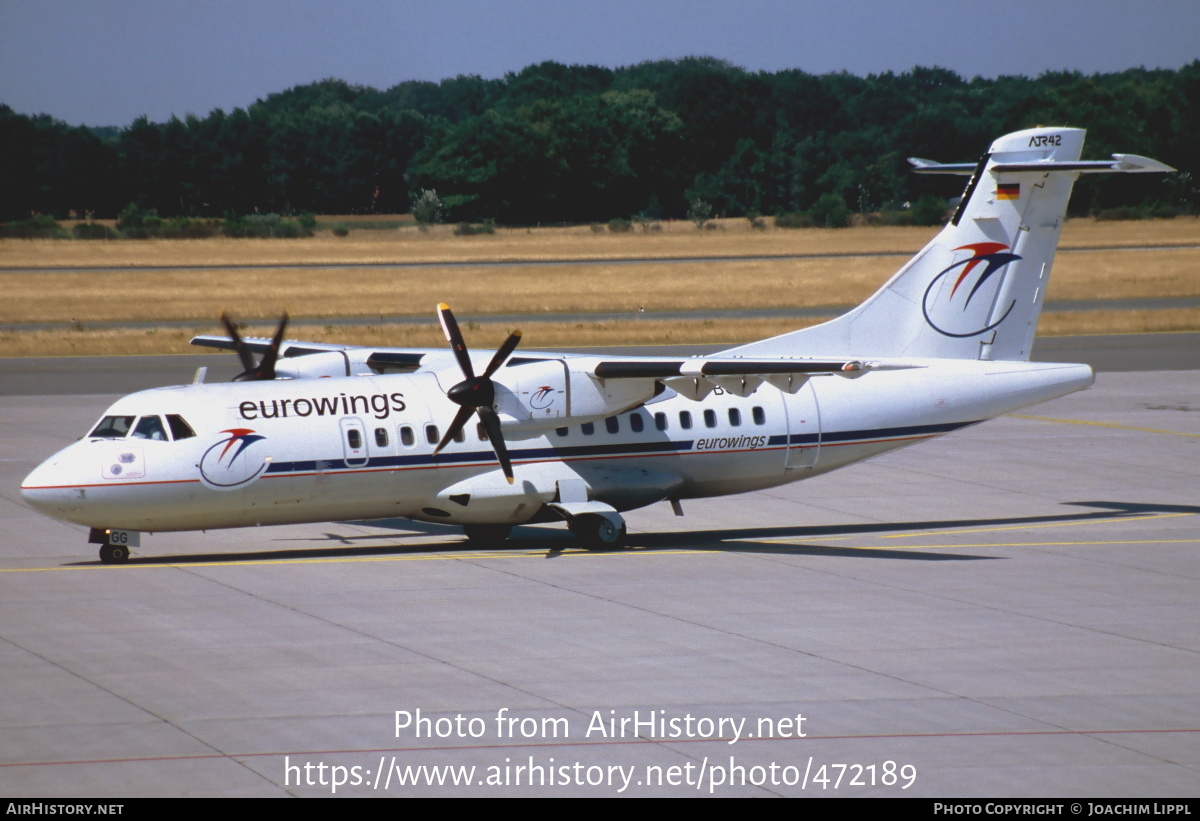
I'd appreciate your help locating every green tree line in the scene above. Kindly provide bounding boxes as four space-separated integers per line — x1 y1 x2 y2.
1 58 1196 224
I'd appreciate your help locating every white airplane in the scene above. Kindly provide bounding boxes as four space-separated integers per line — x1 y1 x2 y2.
21 127 1174 563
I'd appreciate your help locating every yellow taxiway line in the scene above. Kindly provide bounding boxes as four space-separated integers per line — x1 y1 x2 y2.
1012 414 1200 438
883 511 1194 539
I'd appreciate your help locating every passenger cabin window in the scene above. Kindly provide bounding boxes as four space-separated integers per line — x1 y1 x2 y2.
132 415 167 440
655 412 668 431
704 409 717 428
375 428 389 447
581 422 595 436
728 408 741 426
425 425 439 445
605 417 619 434
347 429 362 449
679 411 692 430
400 426 415 447
90 415 135 439
166 414 195 440
453 427 465 443
752 406 766 425
630 412 644 433
555 427 568 437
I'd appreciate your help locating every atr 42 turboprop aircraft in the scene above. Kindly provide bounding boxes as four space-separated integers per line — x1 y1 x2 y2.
22 128 1175 562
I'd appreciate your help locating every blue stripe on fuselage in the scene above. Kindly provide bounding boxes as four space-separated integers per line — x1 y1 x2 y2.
260 420 977 477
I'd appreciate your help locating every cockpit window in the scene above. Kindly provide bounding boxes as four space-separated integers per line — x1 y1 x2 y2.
132 415 167 441
89 415 135 439
166 415 196 440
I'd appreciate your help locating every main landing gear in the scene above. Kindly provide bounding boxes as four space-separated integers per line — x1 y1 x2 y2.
570 514 628 550
462 524 513 546
460 512 628 550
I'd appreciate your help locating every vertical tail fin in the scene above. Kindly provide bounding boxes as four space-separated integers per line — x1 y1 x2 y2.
724 127 1173 361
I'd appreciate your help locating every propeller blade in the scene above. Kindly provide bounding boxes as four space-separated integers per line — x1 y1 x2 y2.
257 312 290 381
477 406 514 484
433 404 475 456
437 303 474 379
434 303 516 482
482 330 522 379
221 311 290 381
220 312 257 374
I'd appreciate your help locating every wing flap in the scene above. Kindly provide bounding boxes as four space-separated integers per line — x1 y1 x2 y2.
592 358 863 379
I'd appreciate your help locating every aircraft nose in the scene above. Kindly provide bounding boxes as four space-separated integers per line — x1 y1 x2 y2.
20 451 91 520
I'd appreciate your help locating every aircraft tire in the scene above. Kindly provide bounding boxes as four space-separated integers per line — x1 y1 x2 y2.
99 543 128 564
573 515 627 550
463 524 512 545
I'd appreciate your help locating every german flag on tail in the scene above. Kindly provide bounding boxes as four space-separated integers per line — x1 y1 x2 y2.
997 183 1020 200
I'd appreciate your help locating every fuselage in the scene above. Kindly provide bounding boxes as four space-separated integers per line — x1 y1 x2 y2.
20 356 1094 533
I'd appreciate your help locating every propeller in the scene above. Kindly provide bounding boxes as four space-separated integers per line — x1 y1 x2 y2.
219 311 289 381
433 303 522 484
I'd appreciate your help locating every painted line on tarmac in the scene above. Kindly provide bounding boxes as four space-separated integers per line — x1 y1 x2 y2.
0 547 697 573
883 511 1194 539
757 538 1200 549
9 528 1198 573
6 725 1199 771
1012 414 1200 438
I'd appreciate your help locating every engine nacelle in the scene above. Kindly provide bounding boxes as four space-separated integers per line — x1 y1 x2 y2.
489 359 659 435
273 351 353 379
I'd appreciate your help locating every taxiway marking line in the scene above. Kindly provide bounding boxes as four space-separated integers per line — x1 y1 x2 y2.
1012 414 1200 437
7 535 1198 573
5 727 1199 770
883 511 1193 539
756 538 1200 549
0 548 699 573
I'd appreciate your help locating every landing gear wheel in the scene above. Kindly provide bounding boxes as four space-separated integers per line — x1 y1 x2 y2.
573 515 627 550
99 543 128 564
463 524 512 545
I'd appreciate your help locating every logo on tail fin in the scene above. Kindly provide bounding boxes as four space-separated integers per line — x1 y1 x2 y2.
922 243 1022 338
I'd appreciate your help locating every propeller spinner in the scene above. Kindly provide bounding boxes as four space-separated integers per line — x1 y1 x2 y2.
220 311 289 381
433 303 522 484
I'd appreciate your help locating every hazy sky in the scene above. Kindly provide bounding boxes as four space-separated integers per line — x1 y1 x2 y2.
2 0 1197 127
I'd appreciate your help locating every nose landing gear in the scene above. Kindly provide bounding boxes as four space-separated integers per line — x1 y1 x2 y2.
89 527 137 564
98 542 129 564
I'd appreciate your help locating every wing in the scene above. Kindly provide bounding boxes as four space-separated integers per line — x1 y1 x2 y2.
576 354 914 400
191 334 430 376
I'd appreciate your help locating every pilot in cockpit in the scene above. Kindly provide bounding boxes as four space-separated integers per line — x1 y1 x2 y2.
131 415 167 441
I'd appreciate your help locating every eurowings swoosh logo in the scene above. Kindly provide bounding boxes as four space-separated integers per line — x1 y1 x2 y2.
199 428 269 489
530 385 555 409
922 242 1022 338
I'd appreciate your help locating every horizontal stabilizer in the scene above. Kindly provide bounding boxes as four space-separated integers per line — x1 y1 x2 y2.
991 154 1176 174
910 154 1176 176
908 158 977 175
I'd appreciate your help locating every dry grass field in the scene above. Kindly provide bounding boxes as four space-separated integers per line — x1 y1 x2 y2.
2 216 1196 269
0 217 1196 356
